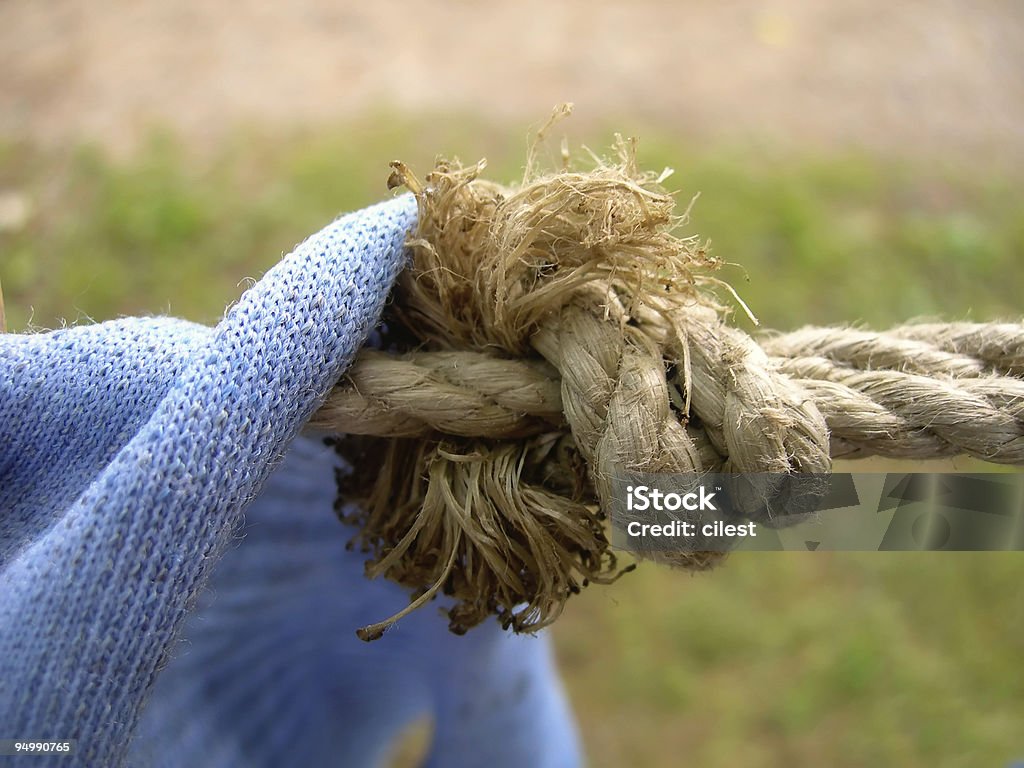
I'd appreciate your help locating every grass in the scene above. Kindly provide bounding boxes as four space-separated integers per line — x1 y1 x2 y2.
558 553 1023 766
2 119 1022 766
4 122 1022 332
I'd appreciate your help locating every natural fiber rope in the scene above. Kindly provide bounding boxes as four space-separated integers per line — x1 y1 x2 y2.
312 320 1024 464
311 112 1024 640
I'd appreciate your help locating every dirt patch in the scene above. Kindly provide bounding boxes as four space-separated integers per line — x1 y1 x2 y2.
1 0 1022 163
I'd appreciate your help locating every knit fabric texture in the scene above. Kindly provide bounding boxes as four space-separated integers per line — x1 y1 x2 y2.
0 195 581 767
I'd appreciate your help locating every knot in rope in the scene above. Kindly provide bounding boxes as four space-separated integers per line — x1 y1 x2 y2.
311 130 1024 641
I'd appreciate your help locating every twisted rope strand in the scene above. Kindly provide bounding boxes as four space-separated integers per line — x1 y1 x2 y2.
772 355 1024 463
763 324 1024 376
309 350 562 438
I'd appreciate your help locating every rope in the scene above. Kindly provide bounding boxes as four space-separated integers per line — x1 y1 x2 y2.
311 320 1024 465
313 117 1024 640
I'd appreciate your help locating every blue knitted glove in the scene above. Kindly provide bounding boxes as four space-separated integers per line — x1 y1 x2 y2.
0 196 581 767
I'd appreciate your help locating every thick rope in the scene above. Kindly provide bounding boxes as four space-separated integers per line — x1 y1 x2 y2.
313 118 1024 639
311 320 1024 464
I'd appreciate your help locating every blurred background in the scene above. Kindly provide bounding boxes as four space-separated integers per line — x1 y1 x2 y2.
2 1 1022 765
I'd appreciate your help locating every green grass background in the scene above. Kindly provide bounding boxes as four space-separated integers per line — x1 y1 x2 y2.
2 119 1022 766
